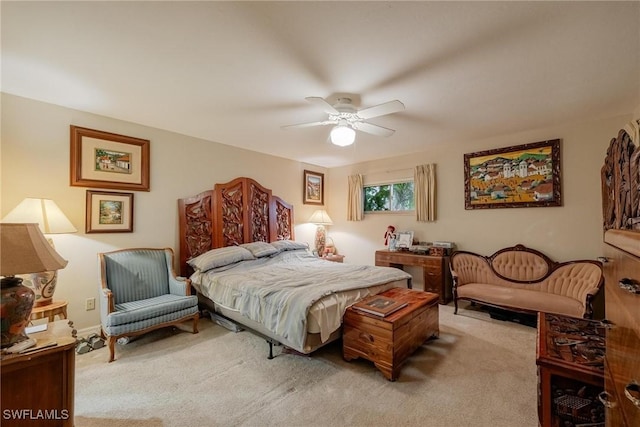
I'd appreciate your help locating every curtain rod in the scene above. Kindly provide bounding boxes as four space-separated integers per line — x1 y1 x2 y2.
356 167 414 175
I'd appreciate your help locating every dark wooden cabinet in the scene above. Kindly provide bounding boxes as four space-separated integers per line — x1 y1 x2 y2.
1 321 76 427
536 313 605 427
601 230 640 427
375 250 452 304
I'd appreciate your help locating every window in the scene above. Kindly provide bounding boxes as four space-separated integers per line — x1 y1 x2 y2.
364 181 415 212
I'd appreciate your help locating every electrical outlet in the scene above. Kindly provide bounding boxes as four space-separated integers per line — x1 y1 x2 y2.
85 297 96 311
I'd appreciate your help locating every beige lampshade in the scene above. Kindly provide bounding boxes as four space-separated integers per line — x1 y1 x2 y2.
0 223 68 276
2 198 77 234
308 209 333 225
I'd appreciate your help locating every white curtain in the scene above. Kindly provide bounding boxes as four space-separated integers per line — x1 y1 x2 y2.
414 164 437 222
347 174 364 221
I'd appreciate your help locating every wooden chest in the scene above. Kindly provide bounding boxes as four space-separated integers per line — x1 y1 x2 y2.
343 288 439 381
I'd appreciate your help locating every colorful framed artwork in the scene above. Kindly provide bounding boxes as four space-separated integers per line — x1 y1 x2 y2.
70 125 150 191
86 190 134 233
464 139 561 209
303 169 324 205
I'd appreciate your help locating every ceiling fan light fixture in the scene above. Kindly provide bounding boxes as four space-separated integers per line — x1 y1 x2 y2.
330 124 355 147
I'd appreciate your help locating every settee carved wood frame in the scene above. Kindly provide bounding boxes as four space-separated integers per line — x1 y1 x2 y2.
450 244 604 319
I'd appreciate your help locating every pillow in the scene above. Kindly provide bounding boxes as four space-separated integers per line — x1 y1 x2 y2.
187 246 254 271
240 241 279 258
270 240 309 252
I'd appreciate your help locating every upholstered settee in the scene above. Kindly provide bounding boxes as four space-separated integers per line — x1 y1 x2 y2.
450 245 604 319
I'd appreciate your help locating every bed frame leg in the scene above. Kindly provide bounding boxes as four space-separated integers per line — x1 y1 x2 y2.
267 340 274 359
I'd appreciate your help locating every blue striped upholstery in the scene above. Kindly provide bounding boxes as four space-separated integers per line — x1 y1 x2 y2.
103 249 171 304
105 306 198 336
98 248 199 361
107 294 198 327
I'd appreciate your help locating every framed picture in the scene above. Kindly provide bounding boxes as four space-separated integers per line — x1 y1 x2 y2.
86 190 134 233
70 125 150 191
464 139 561 210
303 170 324 205
396 231 414 248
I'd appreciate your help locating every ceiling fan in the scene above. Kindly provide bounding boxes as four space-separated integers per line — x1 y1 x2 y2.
281 97 405 146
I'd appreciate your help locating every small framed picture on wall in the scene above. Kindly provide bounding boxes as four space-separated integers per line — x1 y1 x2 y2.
86 190 134 233
303 170 324 205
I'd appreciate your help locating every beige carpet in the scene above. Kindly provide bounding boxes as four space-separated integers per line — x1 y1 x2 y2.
75 304 538 427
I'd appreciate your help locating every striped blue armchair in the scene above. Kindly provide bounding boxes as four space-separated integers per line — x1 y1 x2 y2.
98 248 199 362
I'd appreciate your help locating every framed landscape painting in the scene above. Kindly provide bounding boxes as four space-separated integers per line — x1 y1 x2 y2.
464 139 561 209
70 125 150 191
303 170 324 205
86 190 134 233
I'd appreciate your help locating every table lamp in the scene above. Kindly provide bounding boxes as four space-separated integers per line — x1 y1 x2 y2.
308 209 333 256
2 198 76 306
0 223 68 347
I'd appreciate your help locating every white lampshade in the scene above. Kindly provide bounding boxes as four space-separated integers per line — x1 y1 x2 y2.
2 198 77 234
308 209 333 225
330 125 356 147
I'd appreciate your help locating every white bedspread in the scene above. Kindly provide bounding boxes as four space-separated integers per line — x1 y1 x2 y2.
190 249 411 350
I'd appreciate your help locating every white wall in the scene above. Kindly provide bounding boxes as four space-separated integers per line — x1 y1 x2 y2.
325 114 634 271
1 94 324 329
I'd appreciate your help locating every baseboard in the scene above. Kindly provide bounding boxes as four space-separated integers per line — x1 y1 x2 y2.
75 324 101 338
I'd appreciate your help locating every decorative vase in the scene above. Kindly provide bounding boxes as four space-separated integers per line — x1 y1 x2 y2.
19 270 58 307
0 277 36 347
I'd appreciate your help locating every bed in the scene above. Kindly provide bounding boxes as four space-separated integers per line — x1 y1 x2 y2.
178 177 411 356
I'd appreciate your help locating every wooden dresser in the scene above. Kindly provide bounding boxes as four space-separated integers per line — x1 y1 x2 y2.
1 320 76 427
599 125 640 426
375 250 452 304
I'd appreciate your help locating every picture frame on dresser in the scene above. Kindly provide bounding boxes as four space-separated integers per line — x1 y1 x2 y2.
464 139 561 210
86 190 134 233
396 231 413 249
70 125 150 192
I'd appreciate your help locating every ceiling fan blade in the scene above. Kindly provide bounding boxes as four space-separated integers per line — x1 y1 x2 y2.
305 97 340 114
354 122 396 137
357 100 405 120
281 120 333 130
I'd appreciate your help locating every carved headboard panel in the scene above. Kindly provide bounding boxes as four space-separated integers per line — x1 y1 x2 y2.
178 177 294 276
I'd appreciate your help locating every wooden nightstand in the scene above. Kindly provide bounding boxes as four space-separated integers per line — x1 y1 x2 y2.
30 300 68 322
323 254 344 263
1 320 77 426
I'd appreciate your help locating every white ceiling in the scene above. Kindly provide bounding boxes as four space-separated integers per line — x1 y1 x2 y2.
2 1 639 168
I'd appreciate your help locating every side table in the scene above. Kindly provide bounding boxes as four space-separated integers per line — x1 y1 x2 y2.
30 300 68 322
1 320 77 426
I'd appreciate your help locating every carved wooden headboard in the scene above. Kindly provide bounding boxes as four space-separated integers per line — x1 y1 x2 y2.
178 177 294 276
